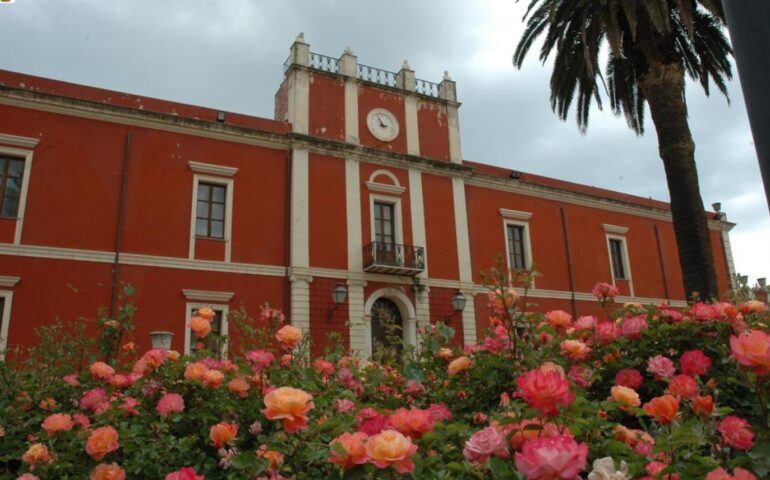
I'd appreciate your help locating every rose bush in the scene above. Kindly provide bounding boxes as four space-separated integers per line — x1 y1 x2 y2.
1 272 770 479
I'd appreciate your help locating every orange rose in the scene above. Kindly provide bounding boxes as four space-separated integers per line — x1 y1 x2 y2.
329 431 369 469
90 463 126 480
447 356 472 375
184 362 208 381
534 363 564 379
262 386 314 433
275 325 303 349
611 386 641 408
22 443 52 464
42 413 74 436
189 316 212 339
228 378 250 398
693 395 714 418
545 310 572 329
166 350 180 361
365 430 418 474
86 426 120 461
202 369 224 388
210 422 238 448
437 348 454 360
256 444 284 471
643 395 680 424
197 307 216 321
560 339 592 361
89 361 115 380
739 300 767 315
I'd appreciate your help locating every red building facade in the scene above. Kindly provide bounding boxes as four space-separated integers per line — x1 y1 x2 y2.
0 37 737 356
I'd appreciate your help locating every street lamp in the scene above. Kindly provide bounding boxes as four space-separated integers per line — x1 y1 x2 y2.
444 291 467 323
328 283 348 321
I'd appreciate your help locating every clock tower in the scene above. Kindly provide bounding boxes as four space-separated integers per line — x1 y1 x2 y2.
275 34 462 164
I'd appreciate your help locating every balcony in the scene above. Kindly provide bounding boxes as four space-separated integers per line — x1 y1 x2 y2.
363 241 425 276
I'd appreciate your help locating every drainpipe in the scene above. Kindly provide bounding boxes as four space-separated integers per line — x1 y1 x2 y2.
110 131 132 318
559 208 577 316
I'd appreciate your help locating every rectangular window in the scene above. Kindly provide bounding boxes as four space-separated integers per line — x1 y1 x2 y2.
506 224 526 270
609 238 627 279
188 307 225 355
373 201 395 249
195 182 226 239
0 156 24 218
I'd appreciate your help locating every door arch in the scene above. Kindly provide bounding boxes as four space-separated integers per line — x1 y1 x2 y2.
363 287 416 358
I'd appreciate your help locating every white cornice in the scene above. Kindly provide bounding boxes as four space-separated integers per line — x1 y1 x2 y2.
499 208 533 221
0 243 285 276
0 133 39 148
0 275 20 287
0 95 289 152
365 181 405 195
182 289 235 302
0 243 690 306
188 161 238 177
603 224 629 235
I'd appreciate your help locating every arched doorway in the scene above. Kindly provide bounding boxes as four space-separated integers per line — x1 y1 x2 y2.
362 287 417 358
370 297 403 353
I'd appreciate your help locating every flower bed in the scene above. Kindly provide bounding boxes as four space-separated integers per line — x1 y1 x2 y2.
1 280 770 479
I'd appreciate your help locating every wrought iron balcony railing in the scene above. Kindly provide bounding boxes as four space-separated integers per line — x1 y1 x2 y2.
363 241 425 276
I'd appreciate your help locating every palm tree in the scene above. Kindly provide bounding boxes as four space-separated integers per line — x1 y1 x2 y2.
513 0 732 299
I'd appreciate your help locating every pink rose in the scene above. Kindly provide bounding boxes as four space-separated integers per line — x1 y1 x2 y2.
165 467 205 480
718 416 755 450
615 369 643 389
621 315 648 340
514 434 588 479
515 369 575 416
680 349 711 377
157 393 185 417
647 355 676 380
463 426 509 464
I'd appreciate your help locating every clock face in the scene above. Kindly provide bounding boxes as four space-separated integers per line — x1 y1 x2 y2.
366 108 399 142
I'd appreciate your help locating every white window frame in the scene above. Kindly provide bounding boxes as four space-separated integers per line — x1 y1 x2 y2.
369 194 404 247
0 145 35 245
184 301 229 357
0 290 13 360
188 174 234 262
503 220 533 271
604 228 634 296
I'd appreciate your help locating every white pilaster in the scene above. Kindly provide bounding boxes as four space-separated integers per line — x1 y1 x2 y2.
289 274 312 332
347 279 367 357
346 158 363 271
339 51 359 144
720 215 737 288
408 169 428 278
291 149 310 268
452 176 475 344
414 285 431 346
286 35 310 134
287 70 310 135
447 106 462 163
440 73 462 164
405 96 420 155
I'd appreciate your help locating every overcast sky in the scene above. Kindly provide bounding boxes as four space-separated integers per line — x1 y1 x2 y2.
1 0 767 286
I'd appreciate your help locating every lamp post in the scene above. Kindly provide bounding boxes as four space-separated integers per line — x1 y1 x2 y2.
150 331 173 350
327 283 348 321
444 291 467 323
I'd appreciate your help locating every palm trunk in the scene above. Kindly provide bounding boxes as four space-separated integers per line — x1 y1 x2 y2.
638 61 719 300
